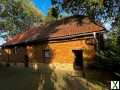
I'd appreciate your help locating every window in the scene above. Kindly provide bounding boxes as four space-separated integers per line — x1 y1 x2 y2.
43 49 51 59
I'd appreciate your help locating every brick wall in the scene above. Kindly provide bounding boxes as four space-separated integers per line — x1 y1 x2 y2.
31 38 96 65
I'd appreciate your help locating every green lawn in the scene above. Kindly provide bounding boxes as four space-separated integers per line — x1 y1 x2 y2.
0 64 114 90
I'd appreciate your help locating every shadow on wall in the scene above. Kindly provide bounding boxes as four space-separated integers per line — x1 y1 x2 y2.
0 48 11 66
0 20 59 67
0 46 29 67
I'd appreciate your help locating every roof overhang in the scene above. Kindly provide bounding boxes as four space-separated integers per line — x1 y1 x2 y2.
1 30 105 48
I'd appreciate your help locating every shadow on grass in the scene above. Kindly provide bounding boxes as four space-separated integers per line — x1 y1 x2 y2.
62 74 88 90
1 64 118 90
82 68 120 89
0 64 57 90
0 64 91 90
36 65 57 90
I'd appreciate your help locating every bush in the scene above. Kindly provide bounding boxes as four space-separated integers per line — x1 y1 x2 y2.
93 50 120 71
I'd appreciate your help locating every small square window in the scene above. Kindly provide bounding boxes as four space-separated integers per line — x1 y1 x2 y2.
43 50 51 59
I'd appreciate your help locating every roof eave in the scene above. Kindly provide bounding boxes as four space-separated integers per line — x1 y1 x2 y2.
2 30 104 48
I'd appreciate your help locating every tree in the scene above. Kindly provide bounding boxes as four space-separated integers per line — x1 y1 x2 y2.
0 0 42 37
51 0 120 23
42 7 62 23
108 14 120 49
50 0 63 19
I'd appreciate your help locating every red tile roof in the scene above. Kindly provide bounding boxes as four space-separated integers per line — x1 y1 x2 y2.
2 15 104 47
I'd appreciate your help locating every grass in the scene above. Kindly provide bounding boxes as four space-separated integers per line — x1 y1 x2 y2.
0 64 88 90
0 64 116 90
0 65 39 90
85 68 120 88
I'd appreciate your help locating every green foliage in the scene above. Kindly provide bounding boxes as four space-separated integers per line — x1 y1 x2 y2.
93 49 120 71
43 8 61 23
95 21 120 69
50 0 62 19
52 0 120 22
50 7 59 19
0 0 42 37
106 14 120 49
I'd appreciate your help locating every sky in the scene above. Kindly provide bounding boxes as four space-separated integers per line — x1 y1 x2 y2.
32 0 52 15
0 38 5 45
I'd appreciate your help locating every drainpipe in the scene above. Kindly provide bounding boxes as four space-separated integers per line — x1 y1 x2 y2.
93 32 99 51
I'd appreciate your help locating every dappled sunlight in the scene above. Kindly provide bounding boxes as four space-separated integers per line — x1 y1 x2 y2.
32 63 39 70
62 74 88 90
35 65 88 90
37 65 57 90
0 63 117 90
26 45 34 59
0 64 87 90
4 49 11 55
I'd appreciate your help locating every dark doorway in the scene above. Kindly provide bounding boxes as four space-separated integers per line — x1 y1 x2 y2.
24 54 29 67
72 50 83 70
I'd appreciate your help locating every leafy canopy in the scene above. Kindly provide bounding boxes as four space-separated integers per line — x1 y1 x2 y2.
0 0 42 37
